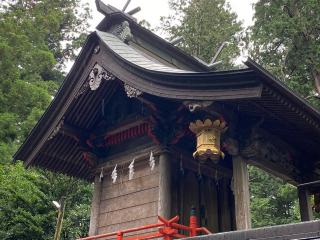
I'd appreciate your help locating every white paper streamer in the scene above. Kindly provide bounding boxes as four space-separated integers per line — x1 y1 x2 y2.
111 164 117 183
99 168 104 182
149 151 155 171
129 158 135 180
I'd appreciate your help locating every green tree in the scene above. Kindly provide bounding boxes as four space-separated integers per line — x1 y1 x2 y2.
0 0 93 239
249 166 300 228
0 0 91 68
0 163 93 240
0 162 55 240
160 0 243 68
41 171 93 239
0 0 91 163
249 0 320 105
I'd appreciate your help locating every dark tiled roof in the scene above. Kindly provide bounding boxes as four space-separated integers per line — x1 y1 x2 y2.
97 31 193 73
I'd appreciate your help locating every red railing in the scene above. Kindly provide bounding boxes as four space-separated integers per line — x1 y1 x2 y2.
78 214 211 240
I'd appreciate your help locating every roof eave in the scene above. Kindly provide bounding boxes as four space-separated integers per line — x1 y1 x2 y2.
245 58 320 123
13 33 98 166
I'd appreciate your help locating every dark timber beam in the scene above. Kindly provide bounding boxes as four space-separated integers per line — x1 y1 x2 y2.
60 123 89 142
298 187 314 221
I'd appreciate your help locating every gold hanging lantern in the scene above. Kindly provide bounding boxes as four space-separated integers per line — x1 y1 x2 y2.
189 119 228 162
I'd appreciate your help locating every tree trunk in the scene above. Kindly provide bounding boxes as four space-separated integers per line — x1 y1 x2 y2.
312 69 320 94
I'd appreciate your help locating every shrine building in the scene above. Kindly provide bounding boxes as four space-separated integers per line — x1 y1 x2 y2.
14 1 320 238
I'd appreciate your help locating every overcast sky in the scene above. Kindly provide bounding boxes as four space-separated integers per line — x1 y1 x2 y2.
85 0 256 33
67 0 256 70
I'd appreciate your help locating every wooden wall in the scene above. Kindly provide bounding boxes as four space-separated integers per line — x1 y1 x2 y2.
98 160 159 235
88 143 160 237
176 169 234 233
89 145 235 237
172 149 235 233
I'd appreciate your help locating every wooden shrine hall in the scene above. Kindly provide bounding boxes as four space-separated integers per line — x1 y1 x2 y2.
14 0 320 237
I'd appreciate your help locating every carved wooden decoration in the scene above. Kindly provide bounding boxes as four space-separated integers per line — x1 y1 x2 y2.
48 118 64 140
75 81 90 99
109 21 133 43
75 64 115 99
89 64 115 90
124 83 142 98
146 107 190 146
82 151 98 168
104 122 149 146
183 101 213 112
241 128 298 180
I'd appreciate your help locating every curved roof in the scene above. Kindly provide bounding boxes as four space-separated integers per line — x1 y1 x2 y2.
96 31 192 73
95 31 262 101
13 4 320 182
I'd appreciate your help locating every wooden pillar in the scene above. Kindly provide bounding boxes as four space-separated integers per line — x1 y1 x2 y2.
232 156 251 230
298 187 313 221
158 149 172 219
89 175 102 236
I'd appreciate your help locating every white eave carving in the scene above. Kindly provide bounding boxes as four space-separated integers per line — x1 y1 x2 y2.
124 83 142 98
48 118 64 141
89 64 115 91
75 64 115 99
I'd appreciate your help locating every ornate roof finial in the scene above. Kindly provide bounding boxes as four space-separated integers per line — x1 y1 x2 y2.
109 21 133 43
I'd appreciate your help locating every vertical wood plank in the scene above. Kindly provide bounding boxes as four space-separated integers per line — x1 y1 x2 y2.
233 156 251 230
218 177 232 231
158 150 172 219
182 171 199 230
204 178 219 232
179 170 185 224
298 187 314 221
171 160 180 218
89 175 102 236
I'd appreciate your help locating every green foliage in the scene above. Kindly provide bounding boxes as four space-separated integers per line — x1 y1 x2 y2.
249 166 300 227
0 0 91 69
0 163 93 240
0 162 54 240
0 0 90 159
160 0 243 68
248 1 320 225
249 0 320 105
40 171 93 239
0 0 93 239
